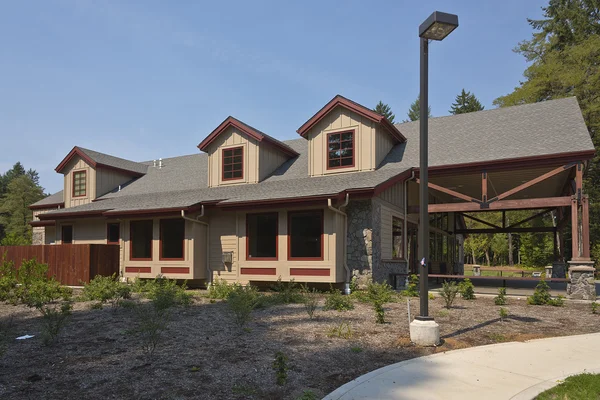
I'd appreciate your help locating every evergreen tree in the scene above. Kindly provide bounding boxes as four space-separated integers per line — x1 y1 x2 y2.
494 0 600 254
406 94 432 122
0 175 45 242
373 101 395 123
0 162 26 196
449 89 484 114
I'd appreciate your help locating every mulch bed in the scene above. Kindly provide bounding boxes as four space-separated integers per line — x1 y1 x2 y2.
0 293 598 400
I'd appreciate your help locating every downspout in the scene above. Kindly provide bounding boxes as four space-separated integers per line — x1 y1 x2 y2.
181 206 211 285
328 193 351 295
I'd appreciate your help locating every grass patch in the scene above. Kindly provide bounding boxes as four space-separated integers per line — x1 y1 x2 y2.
535 373 600 399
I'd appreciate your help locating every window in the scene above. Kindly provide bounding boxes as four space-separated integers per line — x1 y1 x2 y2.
392 216 403 259
130 220 153 260
160 219 185 260
327 130 354 169
61 225 73 244
72 170 86 197
222 146 243 180
288 210 323 260
247 213 278 260
107 223 120 245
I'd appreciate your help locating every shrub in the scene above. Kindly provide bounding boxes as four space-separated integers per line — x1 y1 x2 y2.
499 307 509 321
365 281 394 323
208 278 236 300
326 322 353 339
273 351 289 386
548 295 565 307
301 285 319 320
527 280 553 305
270 278 304 304
5 259 72 307
593 302 599 314
494 287 507 305
82 274 131 308
146 276 192 310
458 278 476 300
132 304 169 361
296 390 318 400
0 256 17 302
401 274 419 297
429 293 435 300
349 275 359 292
440 281 459 309
227 284 262 328
323 286 354 311
39 302 72 346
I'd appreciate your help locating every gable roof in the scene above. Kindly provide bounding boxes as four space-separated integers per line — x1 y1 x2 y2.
38 97 595 219
297 95 406 142
30 190 64 210
55 146 148 176
197 116 299 157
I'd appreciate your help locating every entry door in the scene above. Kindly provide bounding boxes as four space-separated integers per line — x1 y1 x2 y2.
407 222 419 274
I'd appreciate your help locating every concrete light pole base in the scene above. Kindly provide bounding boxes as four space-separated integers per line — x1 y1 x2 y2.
409 318 440 346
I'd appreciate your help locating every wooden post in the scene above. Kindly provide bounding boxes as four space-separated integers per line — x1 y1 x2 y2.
553 228 558 261
582 195 590 259
576 162 583 201
482 171 488 203
571 196 580 260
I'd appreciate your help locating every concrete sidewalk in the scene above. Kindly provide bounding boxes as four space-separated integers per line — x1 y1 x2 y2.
324 333 600 400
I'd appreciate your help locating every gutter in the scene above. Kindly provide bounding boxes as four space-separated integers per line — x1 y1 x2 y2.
327 193 351 295
181 206 212 285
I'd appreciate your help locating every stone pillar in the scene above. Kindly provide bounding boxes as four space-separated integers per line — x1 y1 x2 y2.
473 265 481 276
552 261 566 278
545 266 553 279
567 261 596 300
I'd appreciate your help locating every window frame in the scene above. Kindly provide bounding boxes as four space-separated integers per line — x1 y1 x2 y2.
287 209 324 261
61 225 73 244
129 220 153 261
72 170 87 198
106 222 120 245
159 218 186 261
246 212 279 261
392 215 404 260
326 129 355 170
221 146 244 181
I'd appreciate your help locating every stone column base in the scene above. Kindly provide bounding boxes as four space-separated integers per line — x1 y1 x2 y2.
409 318 440 346
552 261 567 278
567 261 596 300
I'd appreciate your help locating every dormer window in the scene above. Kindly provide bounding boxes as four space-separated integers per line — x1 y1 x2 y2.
327 130 354 169
222 146 244 181
72 170 87 197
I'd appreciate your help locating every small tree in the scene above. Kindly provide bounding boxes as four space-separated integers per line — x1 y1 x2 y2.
440 281 459 309
373 101 395 123
406 95 432 122
458 278 476 300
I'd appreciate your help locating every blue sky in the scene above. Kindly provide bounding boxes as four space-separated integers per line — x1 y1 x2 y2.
0 0 547 194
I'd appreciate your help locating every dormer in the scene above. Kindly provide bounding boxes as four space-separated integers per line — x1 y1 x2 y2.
55 146 147 208
198 116 299 188
297 95 405 176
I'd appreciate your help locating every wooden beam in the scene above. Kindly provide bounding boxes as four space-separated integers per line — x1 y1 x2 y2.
582 195 590 258
571 196 580 259
455 227 556 234
427 196 572 213
460 213 501 229
416 178 478 203
489 164 575 203
482 172 488 202
576 162 583 201
507 208 555 229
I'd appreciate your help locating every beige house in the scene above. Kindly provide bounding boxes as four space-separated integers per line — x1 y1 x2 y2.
30 95 596 288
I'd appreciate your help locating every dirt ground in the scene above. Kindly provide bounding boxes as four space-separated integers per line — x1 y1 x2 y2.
0 293 598 400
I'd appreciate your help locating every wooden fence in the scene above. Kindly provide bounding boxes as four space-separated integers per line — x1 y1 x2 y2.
0 244 120 286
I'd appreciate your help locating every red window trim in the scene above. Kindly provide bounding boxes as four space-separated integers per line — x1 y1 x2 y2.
326 129 355 170
246 212 278 261
72 170 87 198
106 222 120 245
129 220 153 261
287 209 324 261
221 146 244 181
61 225 73 244
159 218 185 261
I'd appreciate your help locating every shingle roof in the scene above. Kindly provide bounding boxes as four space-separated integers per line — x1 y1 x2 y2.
39 97 594 218
77 147 149 175
30 190 64 209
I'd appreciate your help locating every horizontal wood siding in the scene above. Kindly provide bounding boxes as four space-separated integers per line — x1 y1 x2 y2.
0 244 119 285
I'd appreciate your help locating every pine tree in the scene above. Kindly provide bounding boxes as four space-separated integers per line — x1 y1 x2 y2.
406 94 432 122
0 175 45 243
373 101 395 123
449 89 484 114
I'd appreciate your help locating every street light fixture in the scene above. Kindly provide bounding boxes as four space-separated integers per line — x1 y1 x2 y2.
410 11 459 347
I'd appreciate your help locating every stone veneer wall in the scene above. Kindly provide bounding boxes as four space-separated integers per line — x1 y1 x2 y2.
346 200 373 283
31 209 48 245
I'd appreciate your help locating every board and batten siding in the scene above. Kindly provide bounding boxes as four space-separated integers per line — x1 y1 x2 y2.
206 126 259 187
377 181 405 209
259 143 289 181
375 126 396 167
96 168 136 198
63 156 96 208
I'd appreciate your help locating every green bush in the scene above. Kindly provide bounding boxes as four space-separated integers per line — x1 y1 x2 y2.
0 256 17 302
323 286 354 311
365 281 394 323
440 281 459 309
499 307 509 321
458 278 476 300
494 287 507 305
82 274 131 308
401 274 419 297
145 276 192 310
273 351 288 386
207 278 236 300
301 285 319 320
548 295 565 307
527 280 553 305
21 278 72 308
349 275 359 292
132 304 169 361
269 278 304 304
39 302 72 346
227 284 262 328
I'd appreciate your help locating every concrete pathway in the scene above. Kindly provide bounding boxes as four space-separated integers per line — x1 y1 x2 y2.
324 333 600 400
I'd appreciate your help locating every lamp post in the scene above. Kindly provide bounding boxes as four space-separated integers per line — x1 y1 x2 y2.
410 11 459 346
